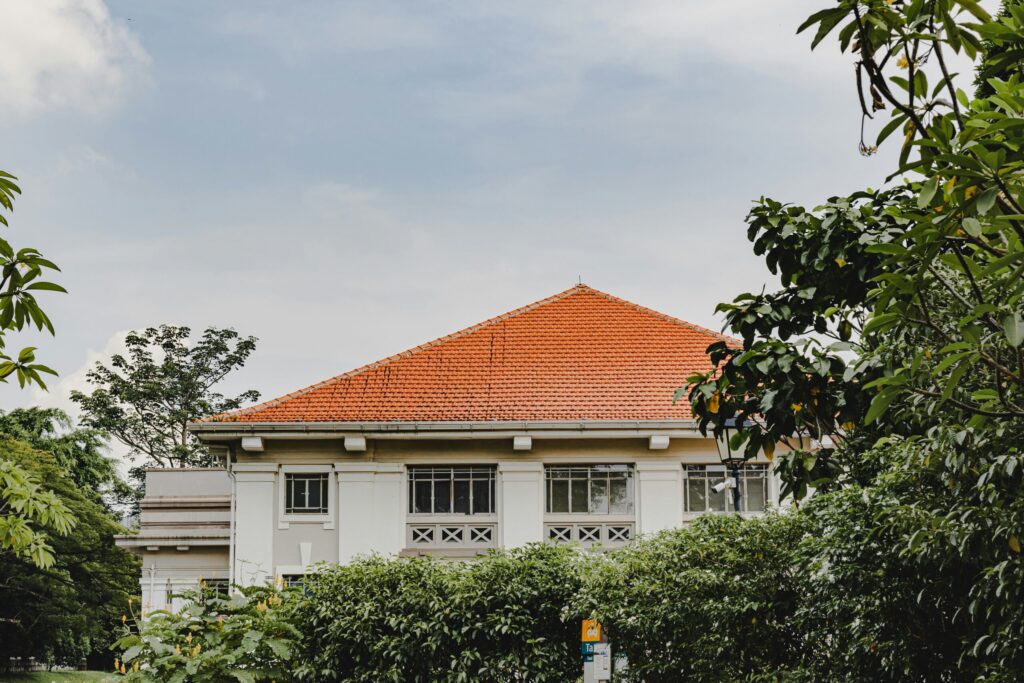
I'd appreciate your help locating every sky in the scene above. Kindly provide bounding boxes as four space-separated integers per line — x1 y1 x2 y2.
0 0 937 424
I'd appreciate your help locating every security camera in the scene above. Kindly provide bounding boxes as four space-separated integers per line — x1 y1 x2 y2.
712 478 737 493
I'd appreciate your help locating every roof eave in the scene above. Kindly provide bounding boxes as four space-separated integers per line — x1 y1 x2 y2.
189 419 703 441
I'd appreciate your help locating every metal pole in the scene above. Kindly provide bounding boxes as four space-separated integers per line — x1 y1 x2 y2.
731 463 741 513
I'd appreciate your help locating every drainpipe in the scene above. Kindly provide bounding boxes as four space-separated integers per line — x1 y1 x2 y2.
148 563 156 613
226 445 237 591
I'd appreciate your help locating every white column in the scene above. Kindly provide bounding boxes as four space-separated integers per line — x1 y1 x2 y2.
336 463 404 562
233 464 277 586
498 461 544 547
636 461 682 536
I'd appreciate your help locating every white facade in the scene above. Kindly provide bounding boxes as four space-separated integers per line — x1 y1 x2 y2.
119 427 779 608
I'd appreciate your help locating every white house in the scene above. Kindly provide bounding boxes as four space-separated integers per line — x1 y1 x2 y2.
116 284 777 610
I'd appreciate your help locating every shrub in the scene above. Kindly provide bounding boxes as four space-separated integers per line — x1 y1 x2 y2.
113 584 300 682
577 513 808 683
292 543 585 682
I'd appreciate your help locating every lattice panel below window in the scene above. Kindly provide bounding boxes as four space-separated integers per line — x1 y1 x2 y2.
411 527 434 544
406 523 497 549
544 523 635 547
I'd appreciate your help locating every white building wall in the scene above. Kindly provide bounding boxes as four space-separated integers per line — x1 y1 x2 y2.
636 460 683 536
336 462 405 562
498 461 544 547
233 464 276 586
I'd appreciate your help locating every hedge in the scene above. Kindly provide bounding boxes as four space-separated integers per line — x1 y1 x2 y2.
115 515 816 682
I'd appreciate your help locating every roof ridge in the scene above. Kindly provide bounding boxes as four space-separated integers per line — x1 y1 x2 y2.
580 285 737 343
214 284 590 421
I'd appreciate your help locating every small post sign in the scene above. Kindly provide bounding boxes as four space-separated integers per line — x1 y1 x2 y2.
581 619 611 682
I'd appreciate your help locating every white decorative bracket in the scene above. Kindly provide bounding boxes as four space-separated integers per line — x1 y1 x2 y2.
240 436 264 452
648 435 670 450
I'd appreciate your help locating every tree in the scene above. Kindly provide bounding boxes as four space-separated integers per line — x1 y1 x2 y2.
0 456 75 569
0 436 138 669
0 170 65 389
71 325 259 472
684 0 1024 675
0 169 74 570
0 407 132 511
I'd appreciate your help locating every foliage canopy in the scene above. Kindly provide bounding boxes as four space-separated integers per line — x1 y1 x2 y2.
71 325 259 472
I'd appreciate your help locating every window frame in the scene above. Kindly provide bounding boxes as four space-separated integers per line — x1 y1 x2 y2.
683 464 769 515
543 464 636 518
285 473 330 514
406 465 497 517
277 465 335 529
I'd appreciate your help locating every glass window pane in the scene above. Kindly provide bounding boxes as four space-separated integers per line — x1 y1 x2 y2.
549 479 569 513
434 479 451 514
307 480 321 510
707 474 726 511
472 478 491 514
570 478 589 513
453 478 470 514
686 478 706 512
294 480 308 509
609 477 633 514
412 480 432 513
744 474 766 512
590 478 609 514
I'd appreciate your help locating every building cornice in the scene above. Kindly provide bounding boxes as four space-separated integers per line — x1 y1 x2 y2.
188 419 704 442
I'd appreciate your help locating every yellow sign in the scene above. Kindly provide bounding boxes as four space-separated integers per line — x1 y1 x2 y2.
581 619 602 642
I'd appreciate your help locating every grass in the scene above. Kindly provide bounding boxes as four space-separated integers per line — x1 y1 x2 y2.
0 673 117 682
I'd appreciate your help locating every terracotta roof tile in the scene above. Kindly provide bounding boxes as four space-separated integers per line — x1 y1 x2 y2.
215 285 731 423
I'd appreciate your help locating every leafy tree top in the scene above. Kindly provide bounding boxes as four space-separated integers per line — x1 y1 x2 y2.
686 0 1024 499
0 170 65 389
0 407 132 511
71 325 259 469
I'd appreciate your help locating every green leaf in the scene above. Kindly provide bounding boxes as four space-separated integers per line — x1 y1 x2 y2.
976 187 999 215
230 670 256 683
962 217 982 237
865 390 898 425
25 281 67 293
1003 314 1024 347
918 177 939 209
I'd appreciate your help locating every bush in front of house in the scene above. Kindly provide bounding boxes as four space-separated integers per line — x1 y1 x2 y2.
291 542 586 682
576 513 809 683
113 522 814 683
112 583 300 682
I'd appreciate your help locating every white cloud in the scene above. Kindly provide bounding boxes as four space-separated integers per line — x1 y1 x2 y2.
0 0 148 118
221 2 438 60
32 329 129 421
30 330 137 476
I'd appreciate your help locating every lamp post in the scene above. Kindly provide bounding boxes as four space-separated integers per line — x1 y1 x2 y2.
714 418 743 513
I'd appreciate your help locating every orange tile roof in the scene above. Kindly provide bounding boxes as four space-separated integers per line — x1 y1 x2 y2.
216 285 731 423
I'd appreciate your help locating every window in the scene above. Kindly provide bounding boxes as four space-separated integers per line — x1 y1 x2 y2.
684 465 768 513
202 578 230 596
282 574 307 590
285 473 329 514
408 466 496 515
545 465 634 515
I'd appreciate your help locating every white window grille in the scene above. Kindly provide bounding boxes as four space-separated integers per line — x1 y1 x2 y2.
284 473 329 514
544 464 634 514
408 466 496 515
683 464 768 513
